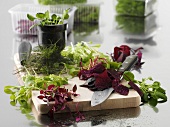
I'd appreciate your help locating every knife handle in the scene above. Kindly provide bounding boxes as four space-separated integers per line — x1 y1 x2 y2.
118 55 138 72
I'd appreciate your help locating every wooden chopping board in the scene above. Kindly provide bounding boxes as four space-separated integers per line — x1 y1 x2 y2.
31 99 141 125
14 53 141 114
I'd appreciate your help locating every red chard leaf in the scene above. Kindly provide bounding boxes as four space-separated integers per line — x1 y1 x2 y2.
78 69 91 80
113 47 120 60
40 90 44 94
128 81 143 96
73 84 77 92
37 95 44 99
112 79 120 88
115 85 129 95
89 62 106 74
93 70 112 89
48 85 55 90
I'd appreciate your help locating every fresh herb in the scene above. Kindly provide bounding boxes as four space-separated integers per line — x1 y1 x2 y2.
4 73 68 106
27 9 69 29
4 41 167 125
116 0 145 16
21 41 118 77
136 77 167 107
6 42 120 106
55 0 87 4
123 72 167 107
21 43 72 75
78 44 167 107
37 0 87 5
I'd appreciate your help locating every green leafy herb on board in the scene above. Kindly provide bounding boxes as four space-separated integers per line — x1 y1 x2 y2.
123 71 167 107
4 73 68 106
4 41 167 117
4 42 121 107
21 42 121 77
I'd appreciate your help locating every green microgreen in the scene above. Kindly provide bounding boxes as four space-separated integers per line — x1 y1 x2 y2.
27 9 70 29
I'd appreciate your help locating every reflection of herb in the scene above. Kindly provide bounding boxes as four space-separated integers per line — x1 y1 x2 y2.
116 0 146 16
115 14 157 34
74 23 99 36
74 5 100 23
37 0 86 5
115 15 145 34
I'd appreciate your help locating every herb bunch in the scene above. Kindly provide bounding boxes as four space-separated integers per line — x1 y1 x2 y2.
135 77 167 107
4 73 68 107
116 0 145 16
21 42 121 77
27 9 69 29
124 72 167 107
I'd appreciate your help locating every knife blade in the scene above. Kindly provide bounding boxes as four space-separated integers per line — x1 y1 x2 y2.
91 55 138 107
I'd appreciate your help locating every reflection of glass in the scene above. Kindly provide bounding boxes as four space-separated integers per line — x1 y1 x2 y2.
115 13 159 40
74 23 99 36
74 4 100 23
115 13 157 34
125 37 157 46
73 23 103 44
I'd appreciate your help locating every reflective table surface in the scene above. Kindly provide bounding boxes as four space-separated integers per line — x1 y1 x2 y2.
1 0 170 126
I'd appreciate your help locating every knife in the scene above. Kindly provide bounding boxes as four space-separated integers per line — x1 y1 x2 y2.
18 41 32 66
91 55 138 107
